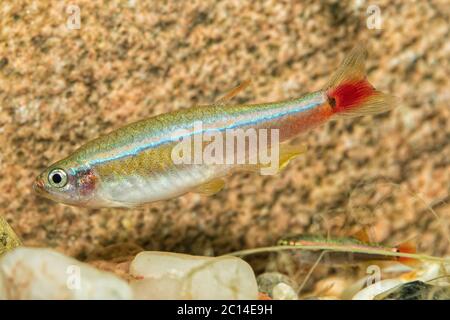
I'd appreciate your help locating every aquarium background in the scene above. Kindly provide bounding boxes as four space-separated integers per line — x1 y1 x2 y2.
0 0 448 279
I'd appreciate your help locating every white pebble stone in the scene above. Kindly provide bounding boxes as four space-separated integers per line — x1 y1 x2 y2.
0 247 133 300
130 251 258 300
272 283 298 300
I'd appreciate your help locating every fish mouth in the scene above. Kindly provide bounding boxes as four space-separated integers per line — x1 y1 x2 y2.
33 177 46 195
32 175 80 206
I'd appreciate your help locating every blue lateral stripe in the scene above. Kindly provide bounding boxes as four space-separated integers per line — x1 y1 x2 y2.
88 100 321 166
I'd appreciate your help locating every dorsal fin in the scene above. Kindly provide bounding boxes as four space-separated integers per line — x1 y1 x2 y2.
352 228 372 243
215 80 251 105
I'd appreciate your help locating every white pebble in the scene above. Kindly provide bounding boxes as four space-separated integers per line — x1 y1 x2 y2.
130 251 258 300
0 247 133 299
272 283 298 300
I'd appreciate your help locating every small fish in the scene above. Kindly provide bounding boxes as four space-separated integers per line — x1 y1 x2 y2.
34 46 395 207
277 233 416 266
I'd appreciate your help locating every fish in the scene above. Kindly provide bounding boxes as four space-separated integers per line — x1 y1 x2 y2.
34 46 395 207
277 233 416 266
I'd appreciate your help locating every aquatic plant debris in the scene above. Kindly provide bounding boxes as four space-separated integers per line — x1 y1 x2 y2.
227 244 450 300
0 216 21 256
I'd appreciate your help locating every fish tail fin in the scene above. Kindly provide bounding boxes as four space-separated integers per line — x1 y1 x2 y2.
397 241 419 266
325 45 397 118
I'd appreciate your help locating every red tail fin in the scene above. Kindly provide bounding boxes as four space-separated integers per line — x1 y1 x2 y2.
325 46 396 118
397 241 419 266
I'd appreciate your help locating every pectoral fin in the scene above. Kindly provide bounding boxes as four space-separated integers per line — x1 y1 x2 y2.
193 178 225 196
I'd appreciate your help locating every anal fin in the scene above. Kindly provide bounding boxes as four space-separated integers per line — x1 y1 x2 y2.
237 142 307 174
278 142 308 171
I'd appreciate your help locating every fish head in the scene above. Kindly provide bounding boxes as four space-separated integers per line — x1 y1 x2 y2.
34 158 98 207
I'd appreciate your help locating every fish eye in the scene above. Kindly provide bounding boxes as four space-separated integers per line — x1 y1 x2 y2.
48 169 68 188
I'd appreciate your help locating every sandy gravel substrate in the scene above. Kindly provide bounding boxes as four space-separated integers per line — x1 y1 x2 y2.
0 0 448 270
